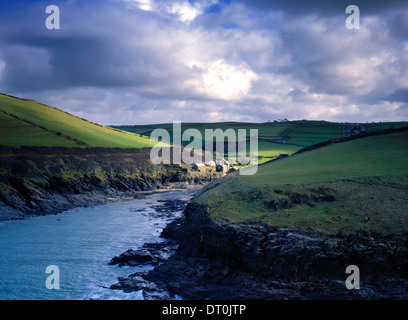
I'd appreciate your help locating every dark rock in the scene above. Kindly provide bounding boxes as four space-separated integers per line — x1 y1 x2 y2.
264 199 291 211
263 189 335 213
110 198 408 300
110 275 158 293
160 217 185 240
145 202 408 299
109 241 178 267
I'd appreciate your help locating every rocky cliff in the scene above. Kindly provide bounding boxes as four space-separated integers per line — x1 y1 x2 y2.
0 146 215 221
114 200 408 299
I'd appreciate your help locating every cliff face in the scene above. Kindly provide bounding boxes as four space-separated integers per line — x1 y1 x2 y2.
0 146 215 221
147 201 408 299
174 202 408 280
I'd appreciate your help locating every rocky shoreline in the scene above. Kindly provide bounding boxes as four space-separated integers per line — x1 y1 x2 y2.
0 146 216 222
110 200 408 300
6 172 216 219
0 178 209 223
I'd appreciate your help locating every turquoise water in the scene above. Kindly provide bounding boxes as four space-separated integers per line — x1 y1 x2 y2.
0 190 190 300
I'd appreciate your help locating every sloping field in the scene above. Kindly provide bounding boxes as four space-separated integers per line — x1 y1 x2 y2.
0 93 157 148
116 120 407 163
193 130 408 234
243 130 408 184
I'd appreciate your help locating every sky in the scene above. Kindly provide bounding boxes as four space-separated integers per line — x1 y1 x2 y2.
0 0 407 125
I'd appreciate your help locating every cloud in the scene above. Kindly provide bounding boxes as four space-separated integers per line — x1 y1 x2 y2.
384 89 408 103
242 0 408 15
167 1 204 23
0 1 255 100
276 14 405 97
201 59 257 100
123 0 153 11
0 0 407 124
119 0 219 23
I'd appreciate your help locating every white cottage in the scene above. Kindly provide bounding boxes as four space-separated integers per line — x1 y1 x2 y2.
216 158 230 169
205 160 216 167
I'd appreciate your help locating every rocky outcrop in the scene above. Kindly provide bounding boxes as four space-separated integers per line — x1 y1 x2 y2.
111 201 408 299
263 190 336 211
173 205 408 281
109 241 178 267
177 203 406 271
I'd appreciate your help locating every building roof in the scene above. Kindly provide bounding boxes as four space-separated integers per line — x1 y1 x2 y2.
193 163 205 167
216 159 230 165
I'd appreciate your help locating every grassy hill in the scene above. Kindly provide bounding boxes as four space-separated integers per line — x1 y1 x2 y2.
115 120 408 164
192 130 408 235
0 93 157 148
2 92 407 233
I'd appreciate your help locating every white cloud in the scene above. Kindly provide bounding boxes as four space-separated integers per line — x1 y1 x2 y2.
169 1 201 23
201 59 258 100
121 0 153 11
120 0 218 23
166 0 219 23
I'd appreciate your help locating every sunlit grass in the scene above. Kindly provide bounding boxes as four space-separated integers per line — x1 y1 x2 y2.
0 94 157 148
194 131 408 235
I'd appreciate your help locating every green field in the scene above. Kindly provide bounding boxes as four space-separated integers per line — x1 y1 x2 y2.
1 92 408 234
0 93 157 148
193 130 408 235
115 120 407 163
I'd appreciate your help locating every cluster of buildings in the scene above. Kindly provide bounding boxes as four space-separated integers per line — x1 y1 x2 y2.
192 158 235 174
342 123 367 138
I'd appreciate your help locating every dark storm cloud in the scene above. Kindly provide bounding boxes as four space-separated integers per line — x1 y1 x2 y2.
242 0 408 15
386 10 408 41
0 0 194 95
384 89 408 103
273 6 408 106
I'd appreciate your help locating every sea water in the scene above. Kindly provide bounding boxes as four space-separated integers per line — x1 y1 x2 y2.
0 189 191 300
